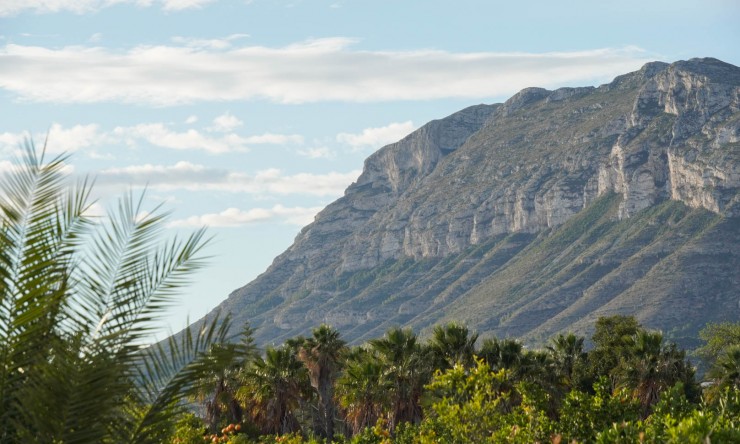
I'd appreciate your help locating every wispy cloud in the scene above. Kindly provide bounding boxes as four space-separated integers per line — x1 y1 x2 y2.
171 33 250 50
0 40 652 105
337 121 416 149
297 146 335 159
113 123 249 153
96 161 360 196
0 123 106 154
0 122 304 155
0 0 217 16
168 204 323 227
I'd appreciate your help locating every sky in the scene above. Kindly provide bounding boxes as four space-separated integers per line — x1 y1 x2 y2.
1 0 738 339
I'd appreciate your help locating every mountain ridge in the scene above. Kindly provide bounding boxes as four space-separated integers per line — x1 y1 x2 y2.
209 57 739 348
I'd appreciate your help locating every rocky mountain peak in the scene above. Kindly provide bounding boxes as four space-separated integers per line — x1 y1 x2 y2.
352 104 497 196
212 58 739 347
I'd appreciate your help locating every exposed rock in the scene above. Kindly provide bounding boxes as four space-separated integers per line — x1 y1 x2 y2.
204 58 740 347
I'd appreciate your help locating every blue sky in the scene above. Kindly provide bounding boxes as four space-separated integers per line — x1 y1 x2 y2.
1 0 738 339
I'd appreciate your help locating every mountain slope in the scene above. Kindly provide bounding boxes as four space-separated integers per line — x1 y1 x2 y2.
212 58 740 347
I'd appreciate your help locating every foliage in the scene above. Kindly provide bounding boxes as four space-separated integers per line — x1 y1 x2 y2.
558 378 640 442
695 322 740 365
428 322 478 370
0 143 234 443
298 324 347 440
238 345 312 435
418 360 551 443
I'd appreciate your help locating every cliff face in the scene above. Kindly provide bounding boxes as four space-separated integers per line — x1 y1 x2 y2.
216 58 740 347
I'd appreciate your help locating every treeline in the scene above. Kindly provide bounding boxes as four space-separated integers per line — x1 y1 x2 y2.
176 318 740 444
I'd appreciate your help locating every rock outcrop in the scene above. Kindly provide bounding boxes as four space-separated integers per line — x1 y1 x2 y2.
210 58 740 347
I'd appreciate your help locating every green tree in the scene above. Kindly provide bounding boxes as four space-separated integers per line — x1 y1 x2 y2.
588 315 641 389
478 337 524 375
369 327 432 431
708 345 740 390
547 332 587 390
238 345 311 435
0 144 231 443
428 322 478 371
195 323 259 433
616 331 698 416
298 324 347 440
695 322 740 367
336 348 392 435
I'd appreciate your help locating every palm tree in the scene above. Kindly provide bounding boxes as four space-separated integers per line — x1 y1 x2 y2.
547 332 586 389
617 331 696 416
0 143 232 443
195 323 259 432
238 345 311 435
298 324 347 440
336 347 392 435
708 345 740 390
479 337 524 375
429 322 479 370
369 327 432 431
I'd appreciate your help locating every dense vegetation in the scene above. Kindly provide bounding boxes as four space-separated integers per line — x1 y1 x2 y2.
1 148 738 443
171 319 740 444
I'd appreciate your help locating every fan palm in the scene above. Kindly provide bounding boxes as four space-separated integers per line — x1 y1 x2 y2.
429 322 478 370
547 332 586 389
617 331 696 416
298 324 346 440
708 345 740 390
369 327 432 431
479 337 524 375
194 323 259 432
0 143 233 443
336 348 392 435
238 345 311 435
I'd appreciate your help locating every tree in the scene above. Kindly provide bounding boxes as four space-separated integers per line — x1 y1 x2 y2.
0 143 230 443
298 324 347 440
616 331 697 416
428 322 478 370
369 327 432 431
696 322 740 377
547 332 587 390
195 323 259 433
707 345 740 390
479 337 524 375
238 345 311 435
587 315 641 389
335 347 392 435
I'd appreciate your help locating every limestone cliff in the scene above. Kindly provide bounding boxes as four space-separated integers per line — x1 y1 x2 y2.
213 58 739 347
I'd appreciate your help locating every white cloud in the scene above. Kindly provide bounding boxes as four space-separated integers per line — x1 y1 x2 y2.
1 121 302 155
0 123 105 154
337 121 416 149
242 133 304 145
0 131 26 153
113 123 249 153
0 0 215 16
0 41 653 105
168 204 323 228
297 146 334 159
160 0 216 11
47 123 106 153
185 115 198 124
97 161 360 196
209 112 243 132
88 33 103 43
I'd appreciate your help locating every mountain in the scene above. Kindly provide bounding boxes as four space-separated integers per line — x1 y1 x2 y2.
210 57 740 349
